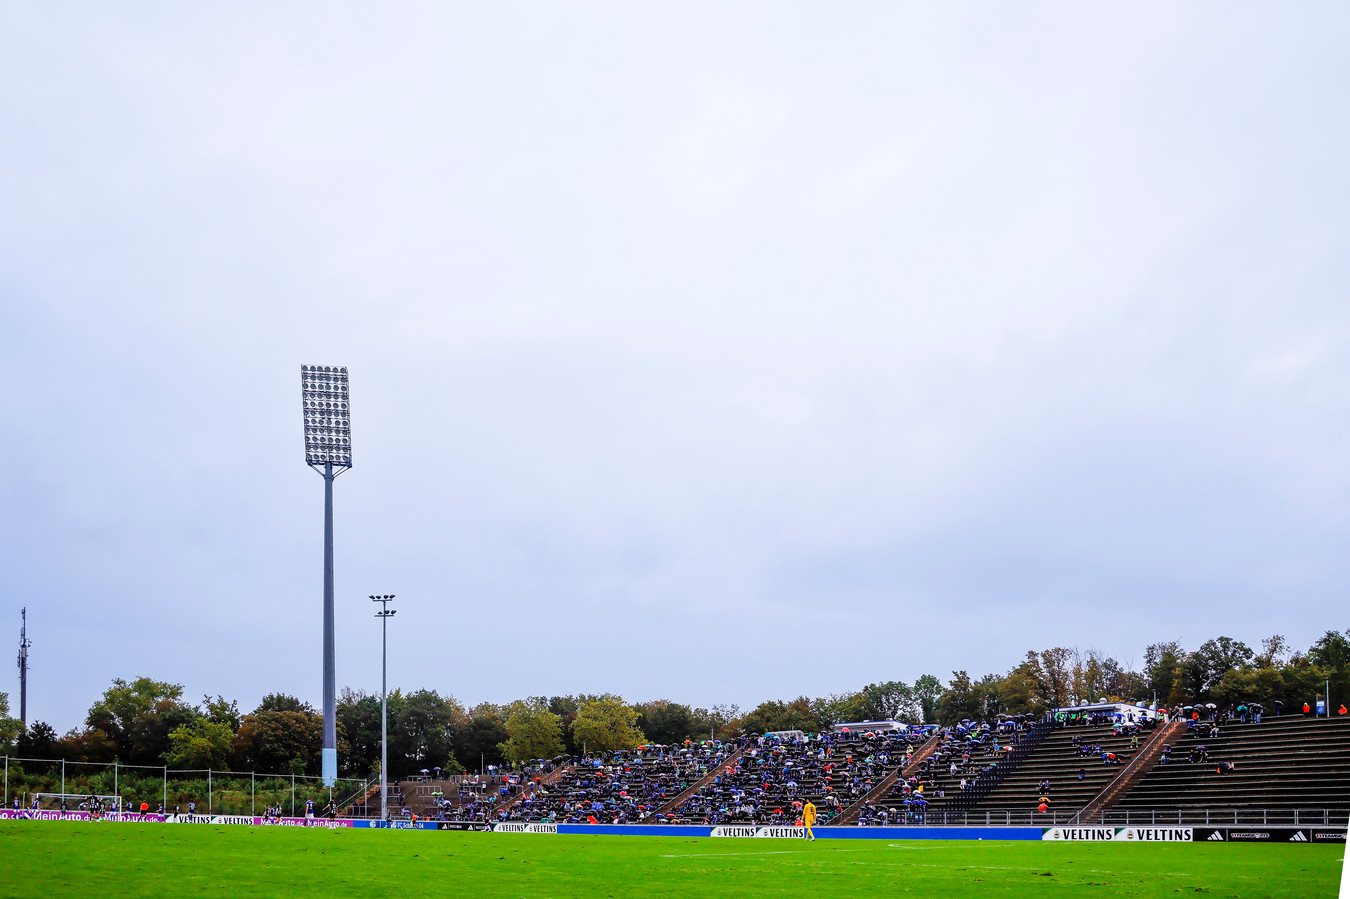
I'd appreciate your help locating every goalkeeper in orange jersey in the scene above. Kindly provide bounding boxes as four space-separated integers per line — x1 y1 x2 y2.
802 799 817 842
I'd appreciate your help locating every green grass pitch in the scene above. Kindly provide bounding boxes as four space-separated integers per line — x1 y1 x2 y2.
0 823 1340 897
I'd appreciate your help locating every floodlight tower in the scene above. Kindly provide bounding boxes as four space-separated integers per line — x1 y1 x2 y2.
301 365 353 787
17 608 30 727
371 595 396 822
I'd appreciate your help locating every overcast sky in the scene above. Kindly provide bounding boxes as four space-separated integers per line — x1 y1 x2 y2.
2 3 1348 733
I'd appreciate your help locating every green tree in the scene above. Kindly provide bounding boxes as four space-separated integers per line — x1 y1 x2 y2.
635 701 697 745
688 705 740 742
547 696 583 755
1255 635 1290 669
937 671 979 725
859 681 918 721
499 698 564 763
912 674 944 724
975 674 1006 719
86 676 199 765
232 706 324 774
57 726 117 762
455 704 508 772
739 698 821 735
337 688 383 776
255 693 315 714
202 695 242 730
15 721 58 758
165 718 234 768
0 693 21 749
1144 641 1187 706
389 690 464 776
1192 637 1256 698
571 695 646 753
810 693 867 728
1000 661 1042 714
1308 630 1350 709
1282 652 1332 711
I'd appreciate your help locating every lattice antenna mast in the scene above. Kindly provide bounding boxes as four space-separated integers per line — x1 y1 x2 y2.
18 607 31 727
301 364 352 788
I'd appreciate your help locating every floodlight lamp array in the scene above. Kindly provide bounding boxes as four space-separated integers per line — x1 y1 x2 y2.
301 364 352 467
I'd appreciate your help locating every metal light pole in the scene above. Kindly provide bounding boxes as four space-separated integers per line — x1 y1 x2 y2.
372 595 396 822
302 365 353 787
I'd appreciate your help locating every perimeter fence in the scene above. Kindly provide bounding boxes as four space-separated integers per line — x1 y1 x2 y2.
1 756 372 817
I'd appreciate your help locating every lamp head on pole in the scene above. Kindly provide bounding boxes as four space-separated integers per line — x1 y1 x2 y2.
301 365 352 471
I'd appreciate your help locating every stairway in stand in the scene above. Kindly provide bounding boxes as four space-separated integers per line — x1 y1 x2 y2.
1070 718 1185 825
652 744 751 818
834 733 942 825
341 780 382 818
495 764 575 815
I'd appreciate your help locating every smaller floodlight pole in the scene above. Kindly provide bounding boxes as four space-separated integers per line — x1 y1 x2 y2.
372 595 396 823
17 608 30 727
302 365 353 787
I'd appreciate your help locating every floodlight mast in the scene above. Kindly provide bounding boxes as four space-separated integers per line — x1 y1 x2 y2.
302 365 353 787
372 595 396 823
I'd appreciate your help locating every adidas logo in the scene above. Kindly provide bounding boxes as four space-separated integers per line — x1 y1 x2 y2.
1207 831 1225 841
1289 832 1307 842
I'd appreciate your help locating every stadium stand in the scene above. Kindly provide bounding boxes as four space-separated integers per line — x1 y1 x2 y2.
503 741 738 824
653 743 751 817
1107 714 1350 824
671 729 931 825
950 717 1148 816
1070 718 1186 824
340 708 1350 828
853 719 1040 824
835 732 942 824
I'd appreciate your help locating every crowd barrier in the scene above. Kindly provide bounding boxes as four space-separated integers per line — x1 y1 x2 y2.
1 810 1341 843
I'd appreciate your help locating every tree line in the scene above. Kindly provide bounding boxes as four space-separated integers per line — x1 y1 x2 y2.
1 629 1345 777
937 632 1350 724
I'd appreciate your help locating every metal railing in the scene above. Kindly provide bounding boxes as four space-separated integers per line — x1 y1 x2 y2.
844 807 1349 827
947 719 1054 812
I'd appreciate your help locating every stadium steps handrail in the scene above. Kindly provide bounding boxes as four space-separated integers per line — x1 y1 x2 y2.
651 743 752 819
1068 718 1186 826
494 763 575 815
337 775 381 817
833 732 942 826
946 718 1055 812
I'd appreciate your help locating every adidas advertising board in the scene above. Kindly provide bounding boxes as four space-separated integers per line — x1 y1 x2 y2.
1191 828 1317 843
437 821 491 831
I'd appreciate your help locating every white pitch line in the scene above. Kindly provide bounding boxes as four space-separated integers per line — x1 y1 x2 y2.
659 850 1198 878
874 861 1194 877
659 848 873 859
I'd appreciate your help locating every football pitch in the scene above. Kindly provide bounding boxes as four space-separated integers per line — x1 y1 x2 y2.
0 823 1341 898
